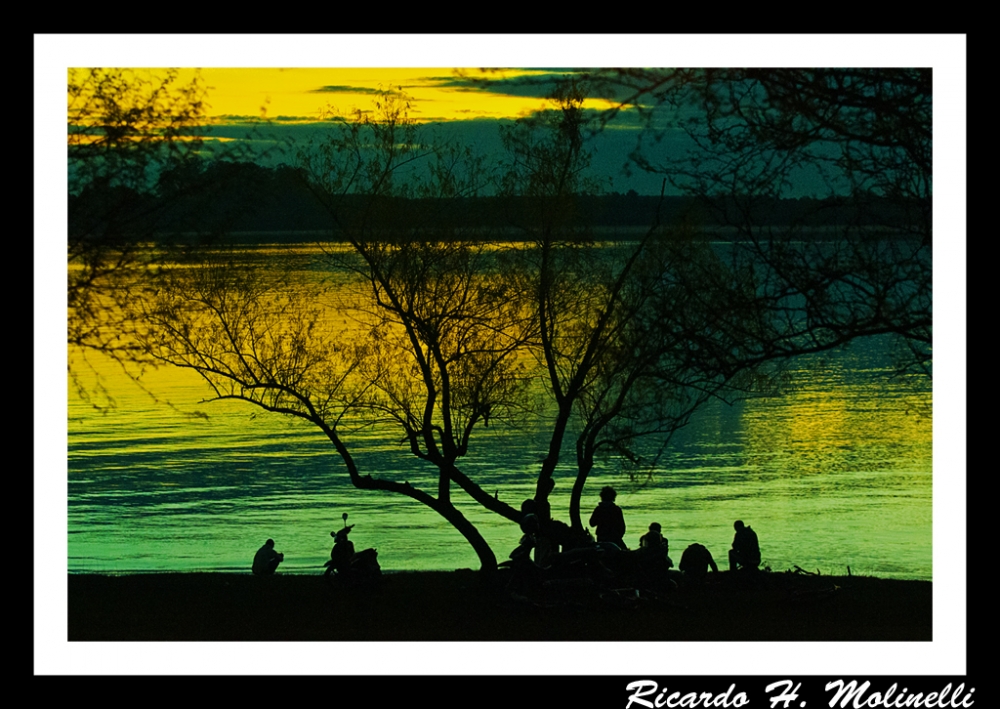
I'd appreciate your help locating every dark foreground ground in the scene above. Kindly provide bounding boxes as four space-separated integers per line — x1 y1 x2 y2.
68 570 931 641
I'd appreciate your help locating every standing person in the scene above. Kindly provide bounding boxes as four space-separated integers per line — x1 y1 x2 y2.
729 520 761 571
589 486 627 549
252 538 284 575
532 477 559 566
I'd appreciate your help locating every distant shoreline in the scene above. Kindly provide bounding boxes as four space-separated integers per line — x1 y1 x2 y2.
137 225 924 246
65 566 932 582
67 570 932 641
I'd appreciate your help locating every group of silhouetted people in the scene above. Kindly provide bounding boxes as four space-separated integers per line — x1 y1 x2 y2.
255 485 763 583
587 485 762 584
511 484 763 586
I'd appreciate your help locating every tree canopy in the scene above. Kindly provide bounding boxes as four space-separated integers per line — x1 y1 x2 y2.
69 70 933 574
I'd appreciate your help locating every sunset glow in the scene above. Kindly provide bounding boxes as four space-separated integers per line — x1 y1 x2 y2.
48 38 965 675
180 67 617 124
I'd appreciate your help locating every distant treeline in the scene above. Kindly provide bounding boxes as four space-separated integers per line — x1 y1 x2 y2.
70 161 929 245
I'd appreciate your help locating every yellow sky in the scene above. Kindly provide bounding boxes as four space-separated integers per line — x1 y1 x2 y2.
180 68 610 123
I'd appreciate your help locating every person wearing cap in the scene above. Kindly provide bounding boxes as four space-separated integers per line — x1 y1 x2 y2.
252 538 284 575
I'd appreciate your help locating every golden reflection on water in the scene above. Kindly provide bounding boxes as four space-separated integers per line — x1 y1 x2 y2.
67 248 933 579
68 338 933 579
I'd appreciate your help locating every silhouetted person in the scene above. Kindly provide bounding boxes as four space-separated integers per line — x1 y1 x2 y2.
507 513 542 594
729 520 761 571
679 543 718 583
635 521 673 584
252 538 284 575
535 477 554 525
531 478 558 566
589 486 626 549
639 522 666 550
517 512 540 552
329 527 356 574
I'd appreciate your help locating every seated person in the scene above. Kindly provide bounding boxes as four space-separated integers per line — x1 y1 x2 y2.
639 522 672 565
329 527 356 574
252 538 284 575
728 520 761 571
679 542 718 583
521 496 556 567
639 522 666 550
635 522 673 582
507 513 540 566
506 513 542 593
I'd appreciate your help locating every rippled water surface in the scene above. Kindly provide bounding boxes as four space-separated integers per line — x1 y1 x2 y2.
67 248 933 579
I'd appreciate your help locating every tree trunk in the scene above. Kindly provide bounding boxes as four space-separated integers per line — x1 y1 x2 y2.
435 501 499 579
326 429 500 579
569 458 594 533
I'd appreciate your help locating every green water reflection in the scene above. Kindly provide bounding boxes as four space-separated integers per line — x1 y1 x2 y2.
67 245 932 578
68 334 932 579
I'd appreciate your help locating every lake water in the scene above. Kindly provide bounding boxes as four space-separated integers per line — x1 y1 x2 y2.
67 246 933 580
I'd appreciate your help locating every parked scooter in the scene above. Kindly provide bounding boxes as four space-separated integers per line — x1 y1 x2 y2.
323 513 381 585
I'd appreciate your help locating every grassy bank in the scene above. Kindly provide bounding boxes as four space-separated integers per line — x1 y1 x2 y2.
67 569 931 642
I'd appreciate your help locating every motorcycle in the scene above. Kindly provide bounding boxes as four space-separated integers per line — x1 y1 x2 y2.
323 513 381 586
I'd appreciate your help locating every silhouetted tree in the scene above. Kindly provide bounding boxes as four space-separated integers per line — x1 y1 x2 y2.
588 68 932 377
488 70 932 535
68 69 287 408
112 71 933 573
498 88 790 533
68 68 210 406
128 94 532 574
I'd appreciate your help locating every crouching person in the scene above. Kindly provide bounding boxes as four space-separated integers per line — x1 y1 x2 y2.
728 520 761 572
679 542 718 585
252 538 284 575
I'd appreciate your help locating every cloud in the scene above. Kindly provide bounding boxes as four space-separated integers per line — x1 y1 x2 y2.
309 85 403 96
433 71 572 99
210 115 345 129
430 69 644 105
